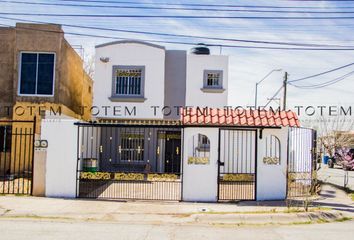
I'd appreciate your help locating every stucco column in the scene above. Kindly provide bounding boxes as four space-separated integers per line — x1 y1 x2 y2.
182 127 219 202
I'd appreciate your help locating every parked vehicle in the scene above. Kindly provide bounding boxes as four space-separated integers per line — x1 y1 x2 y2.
328 148 354 170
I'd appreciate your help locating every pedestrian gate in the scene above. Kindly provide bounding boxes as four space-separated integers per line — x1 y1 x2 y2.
218 129 257 201
287 127 317 197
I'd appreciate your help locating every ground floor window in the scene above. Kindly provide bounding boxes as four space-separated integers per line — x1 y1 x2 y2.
119 129 145 162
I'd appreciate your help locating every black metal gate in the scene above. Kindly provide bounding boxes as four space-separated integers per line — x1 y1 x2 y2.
287 127 317 197
218 129 257 201
76 122 183 201
0 120 35 195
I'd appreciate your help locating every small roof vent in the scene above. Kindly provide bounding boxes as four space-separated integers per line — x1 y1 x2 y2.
191 43 210 55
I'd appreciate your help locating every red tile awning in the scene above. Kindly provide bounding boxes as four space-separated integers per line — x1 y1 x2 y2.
181 108 300 127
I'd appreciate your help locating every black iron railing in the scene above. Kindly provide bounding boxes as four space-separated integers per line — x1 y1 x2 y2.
218 129 257 201
0 119 35 195
76 123 183 201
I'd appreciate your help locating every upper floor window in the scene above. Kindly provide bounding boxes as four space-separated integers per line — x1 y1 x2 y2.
203 70 223 89
19 52 55 96
112 66 145 98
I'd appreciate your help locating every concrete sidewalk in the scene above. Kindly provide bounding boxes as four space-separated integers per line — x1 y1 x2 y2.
0 184 353 226
318 165 354 191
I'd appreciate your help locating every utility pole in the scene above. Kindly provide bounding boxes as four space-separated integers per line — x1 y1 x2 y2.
283 72 288 111
254 69 282 109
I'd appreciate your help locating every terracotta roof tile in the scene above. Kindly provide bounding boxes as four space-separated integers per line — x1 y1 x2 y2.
181 108 300 127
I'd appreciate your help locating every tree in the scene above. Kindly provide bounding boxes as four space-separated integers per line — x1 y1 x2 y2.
316 115 354 158
84 53 95 79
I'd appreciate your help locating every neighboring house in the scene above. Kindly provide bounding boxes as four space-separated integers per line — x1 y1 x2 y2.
94 40 228 120
0 23 93 123
0 23 93 195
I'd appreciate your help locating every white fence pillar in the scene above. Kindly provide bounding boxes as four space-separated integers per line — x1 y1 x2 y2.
182 128 219 202
41 118 78 198
256 127 288 200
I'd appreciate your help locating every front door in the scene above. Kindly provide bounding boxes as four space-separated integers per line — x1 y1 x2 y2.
164 131 181 173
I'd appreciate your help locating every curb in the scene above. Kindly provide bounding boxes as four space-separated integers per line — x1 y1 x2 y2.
0 210 350 226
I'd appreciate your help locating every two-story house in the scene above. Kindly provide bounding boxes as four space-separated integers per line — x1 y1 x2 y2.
45 40 313 203
74 40 229 199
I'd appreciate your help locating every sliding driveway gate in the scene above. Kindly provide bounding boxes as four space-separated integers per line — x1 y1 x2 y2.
76 123 183 201
218 129 257 201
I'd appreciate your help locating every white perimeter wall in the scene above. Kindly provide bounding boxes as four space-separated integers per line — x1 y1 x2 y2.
94 43 166 119
182 128 219 202
182 127 289 201
42 118 78 198
185 54 228 108
256 127 289 200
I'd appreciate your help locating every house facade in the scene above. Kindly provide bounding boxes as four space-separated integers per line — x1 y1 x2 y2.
39 40 314 202
37 40 317 202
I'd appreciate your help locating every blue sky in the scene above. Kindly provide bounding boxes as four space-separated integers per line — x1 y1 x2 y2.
1 0 354 126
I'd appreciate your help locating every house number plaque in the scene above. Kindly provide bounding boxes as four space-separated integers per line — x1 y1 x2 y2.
188 157 210 165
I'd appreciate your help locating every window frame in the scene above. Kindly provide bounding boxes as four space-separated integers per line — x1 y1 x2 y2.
203 70 223 89
17 51 56 97
111 65 145 101
118 129 146 163
197 134 210 152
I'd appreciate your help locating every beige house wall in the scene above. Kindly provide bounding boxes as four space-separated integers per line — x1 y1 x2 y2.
0 23 93 194
0 23 93 123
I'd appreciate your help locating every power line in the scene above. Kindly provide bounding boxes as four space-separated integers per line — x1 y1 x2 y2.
286 0 354 1
288 70 354 89
3 0 354 14
2 22 354 51
2 12 354 19
54 0 354 9
1 16 353 48
288 62 354 82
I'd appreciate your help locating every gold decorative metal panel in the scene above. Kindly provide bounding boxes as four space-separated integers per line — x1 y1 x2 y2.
222 174 254 182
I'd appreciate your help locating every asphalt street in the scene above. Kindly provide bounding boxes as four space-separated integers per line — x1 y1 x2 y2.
0 219 353 240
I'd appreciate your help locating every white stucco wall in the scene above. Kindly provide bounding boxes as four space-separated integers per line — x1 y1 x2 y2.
182 128 219 202
42 118 78 198
185 54 228 108
94 42 166 119
256 127 289 201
